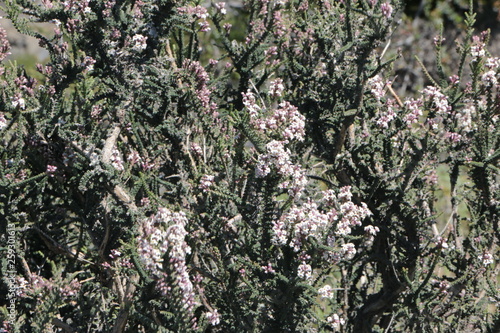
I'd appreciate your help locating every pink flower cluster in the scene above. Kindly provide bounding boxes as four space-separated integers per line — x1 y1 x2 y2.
471 33 487 61
376 99 397 129
138 208 191 273
15 274 81 299
214 2 226 15
0 26 11 61
182 60 217 117
325 186 372 236
255 140 308 197
0 113 7 130
272 186 372 267
366 75 386 101
380 2 393 18
422 86 451 116
110 148 124 171
403 98 423 127
242 89 305 142
199 174 215 192
137 208 197 313
274 200 333 251
131 34 148 52
177 5 211 32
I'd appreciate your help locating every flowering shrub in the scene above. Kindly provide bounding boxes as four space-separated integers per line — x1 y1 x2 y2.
0 0 499 332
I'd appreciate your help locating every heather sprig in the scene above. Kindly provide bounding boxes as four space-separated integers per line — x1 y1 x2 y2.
0 0 499 332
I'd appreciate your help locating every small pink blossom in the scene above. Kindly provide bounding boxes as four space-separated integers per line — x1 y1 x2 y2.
445 132 462 145
0 26 11 61
479 251 494 266
471 35 486 61
262 263 276 274
191 143 203 156
109 249 121 259
422 86 451 115
206 309 220 326
318 285 334 299
46 165 57 175
327 314 345 329
481 70 497 87
367 75 386 101
341 243 356 260
297 262 312 280
269 78 285 98
0 113 7 130
449 75 460 85
131 34 148 52
110 148 124 171
381 2 393 18
215 2 227 15
404 97 423 126
223 23 232 32
435 236 449 249
199 174 215 192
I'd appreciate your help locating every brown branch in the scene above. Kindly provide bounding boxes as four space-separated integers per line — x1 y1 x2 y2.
111 274 140 333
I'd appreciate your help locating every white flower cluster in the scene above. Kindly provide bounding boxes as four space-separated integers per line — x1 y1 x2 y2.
214 2 226 15
0 113 7 130
297 262 312 280
366 75 386 101
327 314 345 330
273 187 372 249
243 86 308 198
341 243 356 260
199 174 215 192
110 148 124 171
206 309 221 326
137 208 197 314
269 78 285 97
329 186 372 236
376 100 397 129
137 208 191 275
242 89 305 142
485 56 500 70
481 70 498 87
471 35 486 61
273 200 333 251
455 102 475 133
255 140 308 197
272 186 372 282
318 284 334 299
479 251 494 266
131 34 148 52
422 86 451 116
255 140 291 178
11 93 26 110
